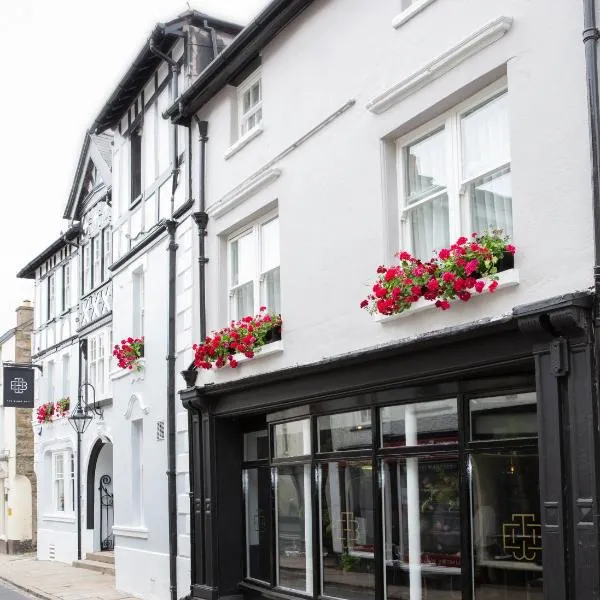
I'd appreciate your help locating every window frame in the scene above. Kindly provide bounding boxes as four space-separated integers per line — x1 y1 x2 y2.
238 70 263 138
51 450 75 514
227 212 280 322
62 263 70 313
240 375 539 599
396 79 510 259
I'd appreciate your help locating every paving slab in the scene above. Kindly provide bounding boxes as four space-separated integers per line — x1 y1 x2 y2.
0 554 138 600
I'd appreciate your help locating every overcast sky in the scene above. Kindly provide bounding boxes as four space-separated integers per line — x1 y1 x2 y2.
0 0 268 333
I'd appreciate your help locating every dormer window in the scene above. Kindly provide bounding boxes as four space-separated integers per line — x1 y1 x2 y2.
239 71 262 137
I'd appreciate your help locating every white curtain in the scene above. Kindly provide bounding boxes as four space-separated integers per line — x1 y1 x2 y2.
410 194 449 259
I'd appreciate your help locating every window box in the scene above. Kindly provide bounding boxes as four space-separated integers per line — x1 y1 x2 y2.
374 268 519 323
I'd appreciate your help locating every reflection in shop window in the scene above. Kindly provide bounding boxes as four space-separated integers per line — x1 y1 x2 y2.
471 450 542 600
317 410 373 452
276 464 312 592
320 461 375 599
384 455 461 599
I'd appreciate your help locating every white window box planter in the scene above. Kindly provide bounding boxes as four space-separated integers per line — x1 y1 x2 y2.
374 269 519 323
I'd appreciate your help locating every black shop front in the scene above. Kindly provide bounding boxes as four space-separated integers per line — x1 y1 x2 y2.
181 292 600 600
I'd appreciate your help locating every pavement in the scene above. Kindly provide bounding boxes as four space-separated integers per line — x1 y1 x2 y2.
0 554 138 600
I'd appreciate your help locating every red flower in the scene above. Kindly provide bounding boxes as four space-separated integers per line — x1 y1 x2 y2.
435 300 451 310
489 280 499 293
360 299 368 309
398 251 411 260
465 259 479 275
465 277 476 289
459 291 472 302
229 359 239 368
506 244 516 255
475 280 485 293
438 248 450 260
456 236 468 245
427 278 439 292
442 272 455 283
453 278 466 292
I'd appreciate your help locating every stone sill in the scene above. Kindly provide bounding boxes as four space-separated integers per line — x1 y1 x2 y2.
392 0 437 29
374 269 519 323
224 125 264 160
113 525 149 539
42 513 76 523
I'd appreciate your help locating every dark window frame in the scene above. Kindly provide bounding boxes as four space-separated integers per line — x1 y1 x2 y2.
240 375 538 600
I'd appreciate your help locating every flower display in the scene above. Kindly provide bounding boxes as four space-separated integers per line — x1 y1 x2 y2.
361 231 516 317
193 308 282 370
56 397 70 417
113 337 144 371
36 401 55 424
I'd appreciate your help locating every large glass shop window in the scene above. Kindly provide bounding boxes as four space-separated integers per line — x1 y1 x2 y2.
274 420 313 593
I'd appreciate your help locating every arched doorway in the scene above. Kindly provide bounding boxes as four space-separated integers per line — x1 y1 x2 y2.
87 439 114 551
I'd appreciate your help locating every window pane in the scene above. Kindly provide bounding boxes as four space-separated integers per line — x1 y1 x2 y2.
317 410 372 453
143 103 157 188
381 399 458 448
144 193 157 230
406 129 446 201
243 90 252 113
320 461 375 599
260 267 281 315
261 218 279 272
274 419 310 458
471 450 542 600
470 167 513 238
251 81 261 105
462 93 510 180
230 232 255 287
384 456 461 600
409 193 449 259
245 467 272 582
244 430 269 462
470 392 537 441
277 464 312 592
231 282 254 321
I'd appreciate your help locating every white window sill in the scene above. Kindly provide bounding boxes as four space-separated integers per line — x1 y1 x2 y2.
224 125 264 160
392 0 437 28
110 358 145 382
42 513 76 523
204 340 284 378
112 525 149 539
375 269 519 323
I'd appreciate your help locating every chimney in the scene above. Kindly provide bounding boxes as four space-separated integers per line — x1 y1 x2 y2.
16 300 33 330
15 301 33 364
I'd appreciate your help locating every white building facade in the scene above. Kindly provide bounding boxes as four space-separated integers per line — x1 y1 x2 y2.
166 1 600 600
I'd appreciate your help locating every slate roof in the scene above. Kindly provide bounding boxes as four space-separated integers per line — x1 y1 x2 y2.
91 10 242 134
0 328 16 346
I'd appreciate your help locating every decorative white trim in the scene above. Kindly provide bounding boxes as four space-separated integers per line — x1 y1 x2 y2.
366 16 513 114
375 269 519 323
392 0 438 29
224 124 264 160
208 168 282 219
124 393 150 420
112 525 149 539
42 513 76 523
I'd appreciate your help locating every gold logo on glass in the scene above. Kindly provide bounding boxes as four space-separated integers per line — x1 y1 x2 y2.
502 513 542 561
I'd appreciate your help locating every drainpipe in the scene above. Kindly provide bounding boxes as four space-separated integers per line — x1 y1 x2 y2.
192 118 209 342
149 35 180 600
582 0 600 586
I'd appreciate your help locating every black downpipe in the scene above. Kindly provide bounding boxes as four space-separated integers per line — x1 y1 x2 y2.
192 118 209 342
583 0 600 591
166 220 179 600
76 340 84 561
149 35 180 600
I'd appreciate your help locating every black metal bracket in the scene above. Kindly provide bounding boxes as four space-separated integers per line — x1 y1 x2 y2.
550 337 569 377
3 361 43 374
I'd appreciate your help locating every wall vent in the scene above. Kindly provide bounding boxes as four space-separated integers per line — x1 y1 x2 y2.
156 420 165 441
48 544 56 560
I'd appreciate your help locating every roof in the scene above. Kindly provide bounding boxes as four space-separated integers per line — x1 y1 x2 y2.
165 0 314 123
63 132 113 220
0 328 16 346
91 11 242 134
63 131 113 220
16 224 80 280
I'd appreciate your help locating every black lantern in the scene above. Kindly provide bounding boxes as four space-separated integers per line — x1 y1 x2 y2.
67 401 93 434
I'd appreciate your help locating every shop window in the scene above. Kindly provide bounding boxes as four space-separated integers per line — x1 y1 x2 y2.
274 419 310 459
320 460 376 599
317 410 373 452
470 392 537 441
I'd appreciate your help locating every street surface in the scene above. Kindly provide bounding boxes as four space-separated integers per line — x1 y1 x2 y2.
0 582 33 600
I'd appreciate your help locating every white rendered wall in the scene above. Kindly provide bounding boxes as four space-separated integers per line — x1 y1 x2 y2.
185 0 594 389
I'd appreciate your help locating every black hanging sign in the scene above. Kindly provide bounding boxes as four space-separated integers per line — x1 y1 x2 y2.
3 366 34 408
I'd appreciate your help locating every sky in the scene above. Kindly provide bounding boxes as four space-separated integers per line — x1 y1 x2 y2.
0 0 269 333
